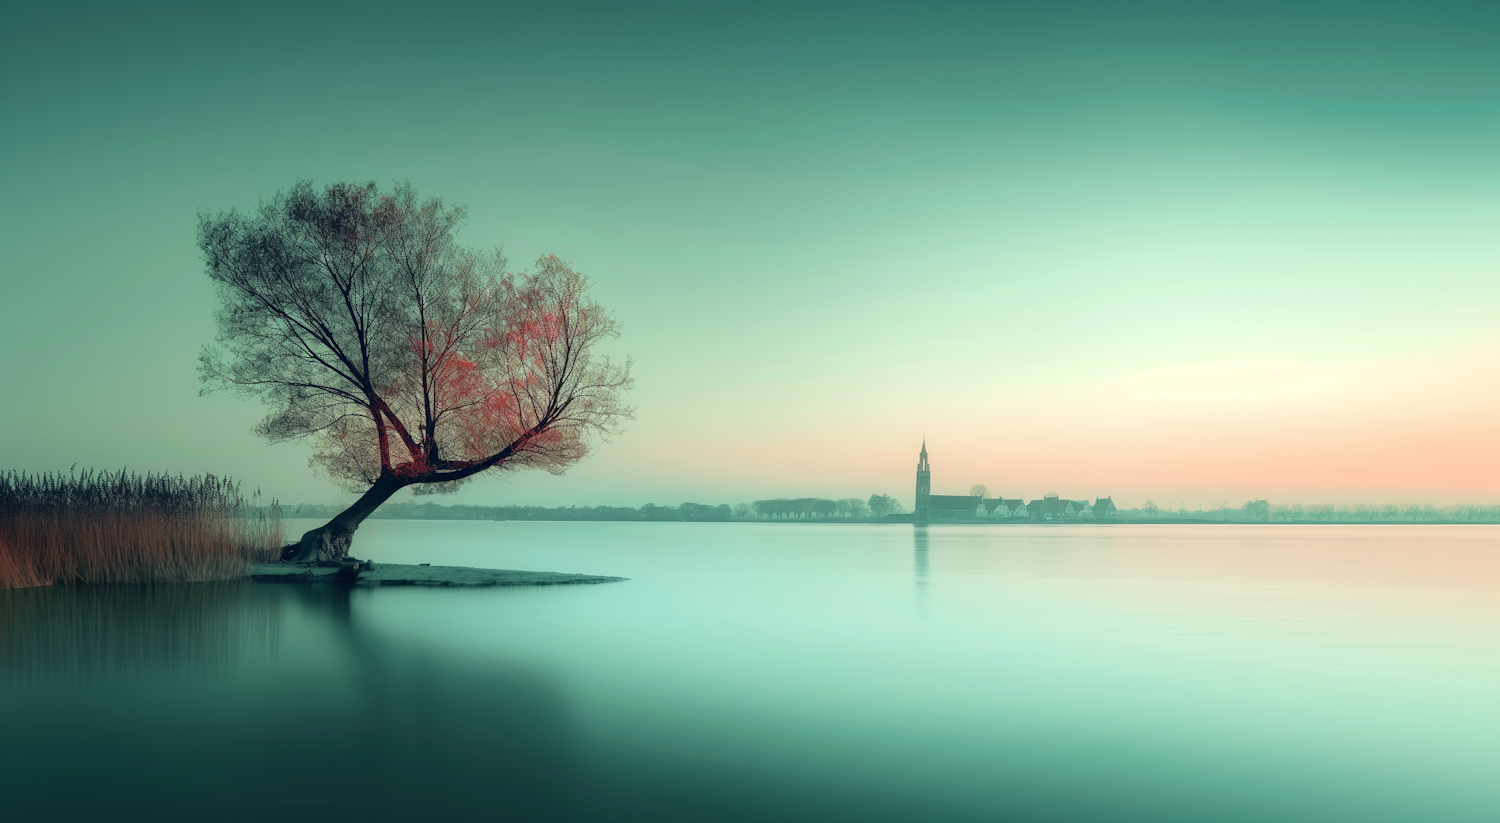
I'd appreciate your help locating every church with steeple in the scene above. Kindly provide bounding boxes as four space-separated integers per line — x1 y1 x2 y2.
913 440 1118 523
915 439 931 521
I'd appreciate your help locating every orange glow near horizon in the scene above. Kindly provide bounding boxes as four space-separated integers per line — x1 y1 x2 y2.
621 340 1500 507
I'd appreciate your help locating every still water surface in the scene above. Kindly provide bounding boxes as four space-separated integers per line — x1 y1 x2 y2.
3 523 1497 821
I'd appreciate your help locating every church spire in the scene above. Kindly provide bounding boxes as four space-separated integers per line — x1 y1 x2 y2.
915 437 931 522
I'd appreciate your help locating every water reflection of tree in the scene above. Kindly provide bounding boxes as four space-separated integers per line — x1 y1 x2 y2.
0 581 282 685
1 583 582 818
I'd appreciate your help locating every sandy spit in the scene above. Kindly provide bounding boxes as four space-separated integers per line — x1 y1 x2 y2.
249 561 626 587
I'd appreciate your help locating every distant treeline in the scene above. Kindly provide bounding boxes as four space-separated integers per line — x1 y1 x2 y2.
278 499 1499 524
286 501 735 522
749 495 904 519
1128 501 1500 522
284 494 908 523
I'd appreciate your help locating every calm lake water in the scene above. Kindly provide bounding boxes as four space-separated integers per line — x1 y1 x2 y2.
3 522 1497 821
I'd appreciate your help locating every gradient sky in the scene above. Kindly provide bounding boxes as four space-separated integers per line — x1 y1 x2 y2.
2 1 1496 509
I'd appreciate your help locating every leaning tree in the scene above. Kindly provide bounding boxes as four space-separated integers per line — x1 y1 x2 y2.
197 180 632 562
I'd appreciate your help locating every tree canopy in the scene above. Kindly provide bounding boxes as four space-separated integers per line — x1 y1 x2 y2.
198 180 632 559
867 494 901 517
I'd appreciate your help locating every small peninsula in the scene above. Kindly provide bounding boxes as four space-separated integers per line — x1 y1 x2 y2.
250 561 626 588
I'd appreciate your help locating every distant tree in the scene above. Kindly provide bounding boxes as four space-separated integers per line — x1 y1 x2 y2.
780 497 831 519
867 494 899 518
753 499 790 519
732 503 753 520
836 498 869 519
1141 500 1159 518
673 502 730 521
811 498 838 519
197 180 632 561
969 484 988 500
638 504 677 521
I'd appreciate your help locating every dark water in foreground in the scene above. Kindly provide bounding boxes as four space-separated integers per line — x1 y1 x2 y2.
3 523 1497 821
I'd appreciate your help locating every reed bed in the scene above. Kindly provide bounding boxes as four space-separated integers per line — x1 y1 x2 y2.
0 469 283 590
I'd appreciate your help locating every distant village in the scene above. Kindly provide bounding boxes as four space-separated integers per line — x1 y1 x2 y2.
913 440 1117 523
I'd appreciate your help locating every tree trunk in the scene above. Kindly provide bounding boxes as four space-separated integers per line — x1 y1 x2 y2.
282 476 406 563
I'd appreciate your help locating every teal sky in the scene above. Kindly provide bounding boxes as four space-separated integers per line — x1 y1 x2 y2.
3 1 1497 508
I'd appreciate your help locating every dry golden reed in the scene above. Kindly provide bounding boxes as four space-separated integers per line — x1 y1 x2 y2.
0 469 283 590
